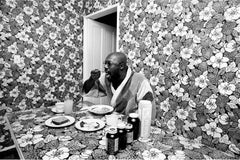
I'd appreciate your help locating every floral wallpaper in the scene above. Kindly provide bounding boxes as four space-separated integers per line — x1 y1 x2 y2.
91 0 240 155
0 0 92 150
0 0 90 111
1 0 240 156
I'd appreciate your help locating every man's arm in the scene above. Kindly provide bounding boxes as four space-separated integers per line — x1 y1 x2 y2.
142 92 154 101
82 77 96 93
82 69 101 93
82 69 107 97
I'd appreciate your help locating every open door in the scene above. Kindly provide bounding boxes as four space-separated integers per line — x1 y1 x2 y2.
83 18 116 105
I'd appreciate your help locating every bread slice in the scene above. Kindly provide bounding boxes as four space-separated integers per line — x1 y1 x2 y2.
52 116 69 125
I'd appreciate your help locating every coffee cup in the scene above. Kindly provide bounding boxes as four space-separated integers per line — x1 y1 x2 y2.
55 102 64 112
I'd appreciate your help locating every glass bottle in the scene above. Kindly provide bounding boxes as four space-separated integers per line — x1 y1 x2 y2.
106 127 119 155
127 113 140 140
125 123 133 144
117 122 127 150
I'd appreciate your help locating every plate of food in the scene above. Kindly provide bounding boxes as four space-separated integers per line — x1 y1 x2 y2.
75 118 105 132
45 115 75 128
88 105 114 115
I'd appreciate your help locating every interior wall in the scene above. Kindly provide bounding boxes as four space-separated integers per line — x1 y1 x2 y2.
0 0 93 111
90 0 240 154
0 0 92 149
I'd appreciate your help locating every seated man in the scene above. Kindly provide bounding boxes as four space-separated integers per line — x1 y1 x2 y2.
82 52 156 120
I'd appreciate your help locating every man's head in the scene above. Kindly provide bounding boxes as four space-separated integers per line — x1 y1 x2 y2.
104 52 128 82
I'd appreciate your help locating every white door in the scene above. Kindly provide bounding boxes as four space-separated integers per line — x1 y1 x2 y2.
83 18 116 105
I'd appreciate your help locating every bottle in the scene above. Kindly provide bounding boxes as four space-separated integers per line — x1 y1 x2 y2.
127 113 140 140
125 123 133 144
117 122 127 150
106 127 119 155
138 100 152 142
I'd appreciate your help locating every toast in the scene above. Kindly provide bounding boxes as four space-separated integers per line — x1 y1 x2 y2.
52 116 69 125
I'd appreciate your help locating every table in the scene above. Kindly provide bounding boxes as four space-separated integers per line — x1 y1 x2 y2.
5 102 239 160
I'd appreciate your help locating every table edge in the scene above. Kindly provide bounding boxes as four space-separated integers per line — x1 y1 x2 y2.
4 114 25 160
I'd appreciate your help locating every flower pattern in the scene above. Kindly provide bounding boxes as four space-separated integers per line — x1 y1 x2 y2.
42 147 70 160
142 148 166 160
1 0 240 155
17 134 44 147
6 107 239 159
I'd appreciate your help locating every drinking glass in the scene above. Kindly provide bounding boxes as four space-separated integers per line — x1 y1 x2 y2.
64 99 73 114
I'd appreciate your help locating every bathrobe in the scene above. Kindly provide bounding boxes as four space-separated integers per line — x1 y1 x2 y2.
83 68 156 118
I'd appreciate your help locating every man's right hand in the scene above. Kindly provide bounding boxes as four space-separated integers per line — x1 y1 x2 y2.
90 69 101 81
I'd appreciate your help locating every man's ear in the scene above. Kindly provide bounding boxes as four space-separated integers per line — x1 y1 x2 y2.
119 62 125 70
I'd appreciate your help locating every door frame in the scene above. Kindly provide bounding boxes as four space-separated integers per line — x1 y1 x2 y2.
84 3 120 51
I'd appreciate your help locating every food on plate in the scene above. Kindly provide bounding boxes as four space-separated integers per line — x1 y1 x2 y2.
52 116 69 125
91 107 111 114
80 120 100 129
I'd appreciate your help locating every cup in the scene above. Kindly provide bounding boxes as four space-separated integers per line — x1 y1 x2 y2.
138 100 152 142
55 102 64 112
64 99 73 114
105 113 119 127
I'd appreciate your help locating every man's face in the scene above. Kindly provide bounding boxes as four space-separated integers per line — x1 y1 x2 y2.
104 55 121 82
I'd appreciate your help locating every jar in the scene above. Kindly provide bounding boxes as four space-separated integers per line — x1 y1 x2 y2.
125 123 133 144
117 122 127 150
127 113 140 140
106 127 119 155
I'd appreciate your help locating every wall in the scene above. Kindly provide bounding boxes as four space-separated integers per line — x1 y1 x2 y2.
0 0 92 111
90 0 240 154
0 0 93 150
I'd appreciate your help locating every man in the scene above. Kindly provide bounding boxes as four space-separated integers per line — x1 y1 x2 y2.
82 52 156 119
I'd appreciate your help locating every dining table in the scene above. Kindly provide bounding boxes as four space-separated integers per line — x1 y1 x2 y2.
4 101 239 160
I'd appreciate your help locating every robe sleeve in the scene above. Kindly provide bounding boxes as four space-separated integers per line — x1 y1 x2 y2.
136 79 156 123
136 79 153 102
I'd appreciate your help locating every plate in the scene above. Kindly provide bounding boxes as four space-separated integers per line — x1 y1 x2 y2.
51 107 64 114
45 116 75 128
75 119 105 132
88 105 114 115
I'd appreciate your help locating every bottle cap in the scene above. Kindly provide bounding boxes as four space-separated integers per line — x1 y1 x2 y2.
117 122 126 129
107 127 117 134
129 113 138 118
125 123 133 129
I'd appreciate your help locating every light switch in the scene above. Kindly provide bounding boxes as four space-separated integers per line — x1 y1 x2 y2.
13 55 21 64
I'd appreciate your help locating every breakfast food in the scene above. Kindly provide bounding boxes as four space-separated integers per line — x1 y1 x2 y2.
92 107 111 114
80 120 100 129
52 116 69 125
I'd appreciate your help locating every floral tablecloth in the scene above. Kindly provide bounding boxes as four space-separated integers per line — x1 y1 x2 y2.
6 103 240 160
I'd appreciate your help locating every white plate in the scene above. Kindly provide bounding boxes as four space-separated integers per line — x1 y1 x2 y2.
51 107 64 114
75 119 105 132
45 116 75 128
88 105 114 115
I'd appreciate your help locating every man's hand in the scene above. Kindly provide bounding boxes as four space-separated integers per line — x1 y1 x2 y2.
90 69 101 81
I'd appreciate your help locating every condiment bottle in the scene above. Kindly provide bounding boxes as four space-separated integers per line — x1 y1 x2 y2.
138 100 152 142
106 127 119 155
125 123 133 144
127 113 140 140
117 122 127 150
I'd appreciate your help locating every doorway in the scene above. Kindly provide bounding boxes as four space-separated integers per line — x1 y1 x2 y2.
83 4 119 104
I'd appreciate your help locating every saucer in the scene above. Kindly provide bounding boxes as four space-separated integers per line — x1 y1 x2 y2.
51 107 64 114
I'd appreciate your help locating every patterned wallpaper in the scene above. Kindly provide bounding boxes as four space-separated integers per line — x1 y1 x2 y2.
0 0 90 111
1 0 240 155
90 0 240 154
0 0 92 150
